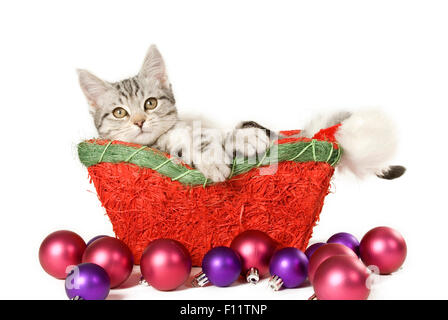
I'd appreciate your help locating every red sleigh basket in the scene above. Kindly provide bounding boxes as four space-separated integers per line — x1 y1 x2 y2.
78 125 342 266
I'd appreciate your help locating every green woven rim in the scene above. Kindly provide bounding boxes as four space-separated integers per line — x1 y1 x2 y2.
78 140 342 186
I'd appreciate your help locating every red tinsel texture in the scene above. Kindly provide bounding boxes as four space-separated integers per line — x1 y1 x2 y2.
87 126 339 266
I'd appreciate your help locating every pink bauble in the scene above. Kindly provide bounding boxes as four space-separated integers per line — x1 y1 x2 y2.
140 239 192 291
82 237 134 288
230 230 277 278
313 255 370 300
308 243 358 284
360 226 407 274
39 230 86 279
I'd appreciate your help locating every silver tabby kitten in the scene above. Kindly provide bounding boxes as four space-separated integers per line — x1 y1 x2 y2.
78 45 271 182
78 45 405 181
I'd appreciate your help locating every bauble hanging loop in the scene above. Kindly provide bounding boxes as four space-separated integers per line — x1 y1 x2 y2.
246 267 260 284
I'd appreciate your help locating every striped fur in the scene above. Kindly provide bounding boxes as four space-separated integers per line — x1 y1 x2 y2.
78 45 271 182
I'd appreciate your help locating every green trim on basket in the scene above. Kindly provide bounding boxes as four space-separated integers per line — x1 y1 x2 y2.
78 139 342 186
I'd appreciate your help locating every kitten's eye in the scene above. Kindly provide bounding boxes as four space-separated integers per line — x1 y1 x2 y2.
144 97 158 111
112 107 128 119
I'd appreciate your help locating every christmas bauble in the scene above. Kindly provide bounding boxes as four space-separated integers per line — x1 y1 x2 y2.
82 237 134 288
313 255 370 300
86 235 109 246
304 242 325 260
140 239 192 291
194 246 242 287
39 230 86 279
230 230 277 283
327 232 360 255
268 247 308 290
308 243 358 284
359 226 407 274
65 263 110 300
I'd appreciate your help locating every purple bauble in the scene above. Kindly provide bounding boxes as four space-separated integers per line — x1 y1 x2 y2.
327 232 360 255
86 235 109 246
304 242 325 260
202 246 242 287
65 263 110 300
269 247 308 288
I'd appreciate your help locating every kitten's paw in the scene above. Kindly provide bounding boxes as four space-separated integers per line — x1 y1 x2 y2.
196 162 231 183
232 128 270 158
236 128 269 158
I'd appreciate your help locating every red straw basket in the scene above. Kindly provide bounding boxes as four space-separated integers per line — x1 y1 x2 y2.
78 125 341 265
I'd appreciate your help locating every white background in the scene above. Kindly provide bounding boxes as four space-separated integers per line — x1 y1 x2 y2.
1 0 447 300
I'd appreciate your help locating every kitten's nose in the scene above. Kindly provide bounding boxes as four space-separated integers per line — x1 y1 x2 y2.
134 120 145 128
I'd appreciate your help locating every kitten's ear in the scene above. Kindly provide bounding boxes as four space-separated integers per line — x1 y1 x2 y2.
77 69 112 109
139 45 169 88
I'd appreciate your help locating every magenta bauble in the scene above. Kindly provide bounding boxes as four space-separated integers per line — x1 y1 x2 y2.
39 230 86 279
313 255 370 300
140 239 192 291
230 230 277 283
359 226 407 274
308 243 358 284
82 237 134 288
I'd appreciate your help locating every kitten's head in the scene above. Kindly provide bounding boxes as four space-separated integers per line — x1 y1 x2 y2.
78 45 177 145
